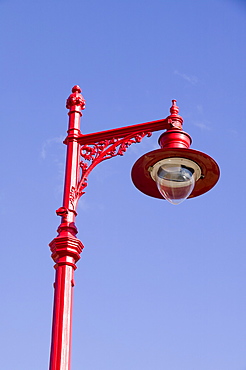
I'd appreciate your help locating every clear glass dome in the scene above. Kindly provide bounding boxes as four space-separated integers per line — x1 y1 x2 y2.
150 158 201 205
156 164 195 204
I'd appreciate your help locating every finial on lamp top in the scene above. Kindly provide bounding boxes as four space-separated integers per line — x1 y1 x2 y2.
167 99 183 129
66 85 86 110
170 100 179 116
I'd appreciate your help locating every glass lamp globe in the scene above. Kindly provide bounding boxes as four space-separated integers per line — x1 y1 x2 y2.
150 158 201 205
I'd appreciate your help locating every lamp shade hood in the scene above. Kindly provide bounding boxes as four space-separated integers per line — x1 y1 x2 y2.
131 147 220 200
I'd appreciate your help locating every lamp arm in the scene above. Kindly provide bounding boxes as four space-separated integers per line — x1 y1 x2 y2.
77 117 177 145
69 114 182 208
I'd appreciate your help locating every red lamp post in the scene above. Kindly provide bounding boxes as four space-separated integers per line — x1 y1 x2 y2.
48 86 220 370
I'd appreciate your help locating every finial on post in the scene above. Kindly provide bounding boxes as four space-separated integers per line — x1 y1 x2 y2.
66 85 86 111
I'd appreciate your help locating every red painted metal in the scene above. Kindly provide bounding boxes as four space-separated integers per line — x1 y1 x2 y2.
48 87 219 369
158 129 192 149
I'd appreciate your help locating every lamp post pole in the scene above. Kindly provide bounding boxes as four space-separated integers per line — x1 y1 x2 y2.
49 87 85 370
48 86 219 370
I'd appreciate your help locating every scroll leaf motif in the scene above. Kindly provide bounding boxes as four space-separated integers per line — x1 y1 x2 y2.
69 186 81 210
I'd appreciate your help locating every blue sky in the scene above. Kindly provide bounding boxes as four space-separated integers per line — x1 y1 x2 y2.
0 0 246 369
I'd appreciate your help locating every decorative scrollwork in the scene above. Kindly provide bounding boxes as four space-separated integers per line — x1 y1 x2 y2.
70 132 152 206
69 186 81 210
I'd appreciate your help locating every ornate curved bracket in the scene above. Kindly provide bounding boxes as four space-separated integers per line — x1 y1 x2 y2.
60 87 184 218
69 131 152 210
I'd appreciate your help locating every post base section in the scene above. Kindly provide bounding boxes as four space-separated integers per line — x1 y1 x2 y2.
49 236 84 370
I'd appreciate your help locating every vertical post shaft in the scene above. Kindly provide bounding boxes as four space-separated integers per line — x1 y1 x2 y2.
49 86 85 370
